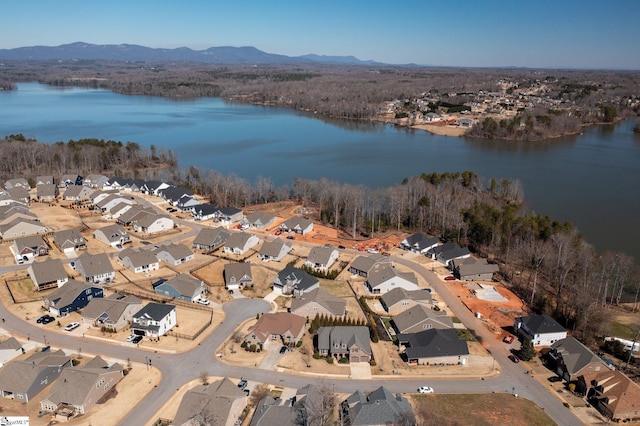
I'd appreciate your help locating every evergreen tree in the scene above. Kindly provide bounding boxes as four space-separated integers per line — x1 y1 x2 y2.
518 338 536 361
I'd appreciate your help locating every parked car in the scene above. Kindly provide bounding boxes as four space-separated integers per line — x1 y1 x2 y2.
503 334 515 344
126 334 137 342
279 346 287 354
237 379 248 390
286 235 295 240
444 275 456 281
228 289 234 295
64 322 80 331
132 335 143 344
418 386 434 394
548 376 562 383
508 354 520 363
37 314 54 324
196 298 210 306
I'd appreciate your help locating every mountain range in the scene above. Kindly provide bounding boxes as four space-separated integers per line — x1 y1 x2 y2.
0 42 384 66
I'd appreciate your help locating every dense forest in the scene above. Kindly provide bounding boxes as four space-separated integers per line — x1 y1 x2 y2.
1 61 639 141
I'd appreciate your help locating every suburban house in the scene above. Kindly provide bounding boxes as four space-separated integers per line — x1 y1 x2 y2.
258 238 291 262
304 246 339 270
222 232 260 255
173 377 247 426
242 211 275 229
244 312 306 349
115 205 154 226
272 265 319 295
279 216 313 235
131 303 177 337
380 287 433 315
548 337 608 393
223 263 253 290
36 184 59 202
83 174 109 188
427 242 471 265
43 279 104 316
132 213 174 234
398 328 469 365
36 176 55 186
153 244 194 266
40 356 124 418
4 178 30 190
290 288 347 319
4 187 31 204
515 314 567 347
141 180 172 196
0 349 72 402
317 326 371 363
588 370 640 422
250 396 299 426
340 386 414 426
52 228 86 255
12 234 49 262
93 224 130 248
365 265 419 294
0 337 23 366
81 293 142 331
153 274 206 302
0 204 37 224
191 203 219 221
96 194 133 213
62 184 93 202
28 259 69 291
400 232 439 254
117 249 159 274
392 304 453 334
106 177 144 192
158 186 193 205
59 174 83 187
0 218 48 239
175 194 201 212
452 257 500 281
216 206 244 223
72 252 115 284
105 202 133 220
348 254 392 277
192 226 230 251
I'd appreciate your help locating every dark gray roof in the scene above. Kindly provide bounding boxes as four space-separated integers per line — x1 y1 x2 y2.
75 252 114 277
380 287 432 308
366 265 418 290
53 228 85 248
133 302 176 321
551 337 604 375
192 226 230 247
174 377 247 426
398 328 469 359
290 288 346 316
259 238 291 257
349 254 391 274
518 315 566 334
274 265 319 293
317 326 371 355
306 246 337 266
250 396 299 426
343 386 413 425
45 279 101 309
392 304 453 333
401 233 439 251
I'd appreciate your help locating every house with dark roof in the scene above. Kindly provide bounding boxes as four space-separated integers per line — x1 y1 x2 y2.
317 326 371 363
223 232 260 255
348 254 392 277
216 206 244 223
12 234 48 262
244 312 306 349
242 211 275 229
392 304 453 334
515 314 567 347
153 243 194 266
258 238 291 262
158 186 193 205
224 263 253 290
43 279 104 316
53 228 86 254
153 274 205 302
250 396 299 426
141 180 172 196
427 242 471 266
59 174 83 187
272 265 319 296
304 246 339 270
0 349 72 402
81 293 142 331
452 257 499 281
548 337 608 393
365 265 419 295
190 203 220 221
340 386 414 426
279 216 313 235
83 174 109 188
589 370 640 422
397 328 469 365
175 194 201 212
380 287 433 315
400 232 439 254
28 258 69 291
40 356 124 418
290 288 347 319
72 252 115 284
173 377 247 426
117 249 159 274
131 303 177 337
192 226 230 251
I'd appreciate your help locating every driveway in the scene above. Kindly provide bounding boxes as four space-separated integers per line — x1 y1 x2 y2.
349 361 372 379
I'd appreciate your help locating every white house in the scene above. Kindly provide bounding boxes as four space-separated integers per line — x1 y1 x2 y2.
118 249 160 274
515 315 567 347
132 213 174 234
279 216 313 235
72 252 116 285
93 224 130 248
304 246 339 270
131 303 176 337
223 233 260 255
153 244 194 266
366 265 419 294
258 238 292 262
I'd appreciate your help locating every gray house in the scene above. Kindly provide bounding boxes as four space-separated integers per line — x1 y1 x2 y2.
290 288 347 318
452 257 499 281
192 226 230 251
272 265 319 296
81 293 142 331
279 216 313 235
153 243 194 266
400 232 439 254
173 377 247 426
317 326 371 363
53 228 86 254
258 238 292 262
304 246 339 270
72 252 115 284
398 329 469 365
93 224 130 248
348 254 392 277
28 258 69 291
392 304 453 334
341 386 413 426
224 263 253 290
0 349 72 402
153 274 206 302
242 211 275 229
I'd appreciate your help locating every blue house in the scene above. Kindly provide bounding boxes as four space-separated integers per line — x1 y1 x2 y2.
153 274 205 302
43 279 104 316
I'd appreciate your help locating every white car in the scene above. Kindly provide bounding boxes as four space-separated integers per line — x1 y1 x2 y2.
64 322 80 331
196 298 210 306
126 334 136 342
417 386 434 394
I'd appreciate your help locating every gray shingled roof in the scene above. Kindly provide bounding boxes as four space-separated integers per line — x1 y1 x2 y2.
82 293 141 323
259 238 291 258
398 328 469 359
45 279 100 310
290 288 346 316
29 259 67 285
133 302 176 321
380 287 432 309
519 315 566 334
53 228 85 248
317 326 371 355
366 265 418 290
551 337 604 375
306 246 337 266
76 252 114 277
392 304 453 333
344 386 413 425
154 243 193 260
192 226 230 247
158 274 204 299
174 377 247 426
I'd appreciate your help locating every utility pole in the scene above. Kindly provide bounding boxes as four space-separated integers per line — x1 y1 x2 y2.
624 330 639 371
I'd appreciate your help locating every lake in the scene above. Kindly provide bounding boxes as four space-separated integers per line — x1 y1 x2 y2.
1 82 639 259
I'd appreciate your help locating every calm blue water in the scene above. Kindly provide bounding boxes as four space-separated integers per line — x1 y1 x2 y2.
1 82 639 259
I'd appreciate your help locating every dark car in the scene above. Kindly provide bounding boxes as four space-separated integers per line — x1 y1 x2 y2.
508 354 520 363
132 335 143 344
279 346 287 354
444 275 456 281
286 235 295 240
237 379 247 390
548 376 562 383
37 314 54 324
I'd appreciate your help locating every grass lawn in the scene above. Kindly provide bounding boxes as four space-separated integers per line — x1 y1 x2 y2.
412 393 555 426
609 320 637 340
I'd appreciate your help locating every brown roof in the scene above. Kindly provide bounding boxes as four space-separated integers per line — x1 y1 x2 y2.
592 370 640 418
248 312 305 342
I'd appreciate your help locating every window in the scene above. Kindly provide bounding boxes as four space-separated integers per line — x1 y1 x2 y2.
423 324 432 330
96 378 105 388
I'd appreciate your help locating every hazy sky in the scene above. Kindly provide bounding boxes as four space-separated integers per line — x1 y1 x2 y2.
2 1 639 69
